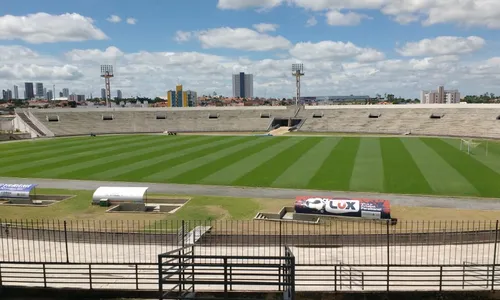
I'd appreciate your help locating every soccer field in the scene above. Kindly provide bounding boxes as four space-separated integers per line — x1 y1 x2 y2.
1 134 499 198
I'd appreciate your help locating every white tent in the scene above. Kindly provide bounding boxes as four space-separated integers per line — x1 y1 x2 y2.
92 186 148 205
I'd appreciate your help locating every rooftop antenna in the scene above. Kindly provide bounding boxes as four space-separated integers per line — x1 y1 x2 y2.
292 63 304 106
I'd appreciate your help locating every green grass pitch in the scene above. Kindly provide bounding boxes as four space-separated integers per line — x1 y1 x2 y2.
1 134 499 198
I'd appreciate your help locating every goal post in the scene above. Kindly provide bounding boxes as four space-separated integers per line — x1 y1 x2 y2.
460 139 487 155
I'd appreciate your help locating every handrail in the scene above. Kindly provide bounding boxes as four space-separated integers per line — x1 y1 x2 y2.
26 110 55 137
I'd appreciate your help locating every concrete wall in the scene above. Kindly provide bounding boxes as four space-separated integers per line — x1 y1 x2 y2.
13 115 38 138
0 117 14 132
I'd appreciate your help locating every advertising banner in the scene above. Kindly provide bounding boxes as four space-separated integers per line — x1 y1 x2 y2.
295 196 391 220
0 183 37 199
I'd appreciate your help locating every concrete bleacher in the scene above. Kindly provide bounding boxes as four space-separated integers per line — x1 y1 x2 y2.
17 104 500 139
297 104 500 138
27 107 294 136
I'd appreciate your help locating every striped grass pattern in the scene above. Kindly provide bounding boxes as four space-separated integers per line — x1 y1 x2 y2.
1 135 499 198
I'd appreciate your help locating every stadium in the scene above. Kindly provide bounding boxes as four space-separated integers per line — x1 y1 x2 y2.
1 103 500 299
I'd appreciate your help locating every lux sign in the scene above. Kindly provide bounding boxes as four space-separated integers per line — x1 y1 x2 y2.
325 199 360 214
329 201 356 210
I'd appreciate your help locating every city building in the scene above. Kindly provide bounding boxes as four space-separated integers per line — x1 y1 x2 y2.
46 90 53 101
166 84 197 107
117 90 123 100
43 87 47 99
62 88 70 98
421 86 460 104
232 72 254 98
101 88 106 100
36 83 44 98
2 89 12 101
24 82 34 99
59 92 63 97
13 85 18 99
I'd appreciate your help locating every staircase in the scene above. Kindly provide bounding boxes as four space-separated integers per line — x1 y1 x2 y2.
269 126 291 136
17 112 46 137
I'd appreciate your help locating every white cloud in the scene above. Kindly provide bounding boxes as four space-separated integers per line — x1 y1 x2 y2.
1 41 500 100
306 16 318 27
217 0 500 29
106 15 122 23
217 0 283 10
326 9 370 26
253 23 279 33
290 41 385 62
0 13 107 44
175 31 193 43
65 46 124 62
397 36 486 57
126 18 137 25
196 27 291 51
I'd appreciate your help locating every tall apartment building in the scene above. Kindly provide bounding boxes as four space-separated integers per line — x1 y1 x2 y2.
421 86 460 104
13 85 18 99
2 89 12 100
101 88 106 100
36 83 44 98
166 84 197 107
24 82 34 99
232 72 253 98
46 90 53 101
62 88 70 98
117 90 123 100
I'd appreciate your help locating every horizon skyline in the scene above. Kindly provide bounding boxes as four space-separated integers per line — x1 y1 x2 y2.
1 1 500 99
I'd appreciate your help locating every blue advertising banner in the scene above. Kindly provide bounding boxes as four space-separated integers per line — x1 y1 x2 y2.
0 183 37 199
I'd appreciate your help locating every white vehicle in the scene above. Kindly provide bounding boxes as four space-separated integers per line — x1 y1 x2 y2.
304 198 327 213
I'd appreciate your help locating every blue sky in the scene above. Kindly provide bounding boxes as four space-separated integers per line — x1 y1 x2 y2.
1 0 500 98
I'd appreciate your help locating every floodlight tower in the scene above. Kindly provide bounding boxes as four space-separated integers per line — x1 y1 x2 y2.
292 63 304 106
100 65 114 108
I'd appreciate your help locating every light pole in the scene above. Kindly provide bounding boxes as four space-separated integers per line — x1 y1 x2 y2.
100 65 114 108
292 64 305 106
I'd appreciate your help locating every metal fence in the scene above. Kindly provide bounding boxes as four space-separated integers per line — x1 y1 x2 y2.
1 262 498 293
0 219 499 266
158 246 295 299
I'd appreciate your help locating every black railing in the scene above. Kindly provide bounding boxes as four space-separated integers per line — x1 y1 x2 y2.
1 219 499 266
0 262 157 290
158 246 295 300
0 262 498 293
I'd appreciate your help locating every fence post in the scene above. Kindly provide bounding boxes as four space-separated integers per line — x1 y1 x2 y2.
386 220 390 292
181 220 185 248
492 220 498 291
334 265 337 292
88 264 92 290
158 255 163 300
223 258 228 298
135 264 139 290
278 266 282 291
290 255 295 300
43 263 47 288
279 221 283 257
462 261 465 289
229 265 232 291
63 221 69 263
439 266 443 292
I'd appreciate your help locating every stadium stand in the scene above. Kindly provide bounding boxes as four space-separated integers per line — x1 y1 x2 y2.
13 104 500 138
21 107 295 136
297 104 500 138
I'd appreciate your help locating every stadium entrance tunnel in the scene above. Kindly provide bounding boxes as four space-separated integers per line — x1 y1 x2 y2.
271 118 303 128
